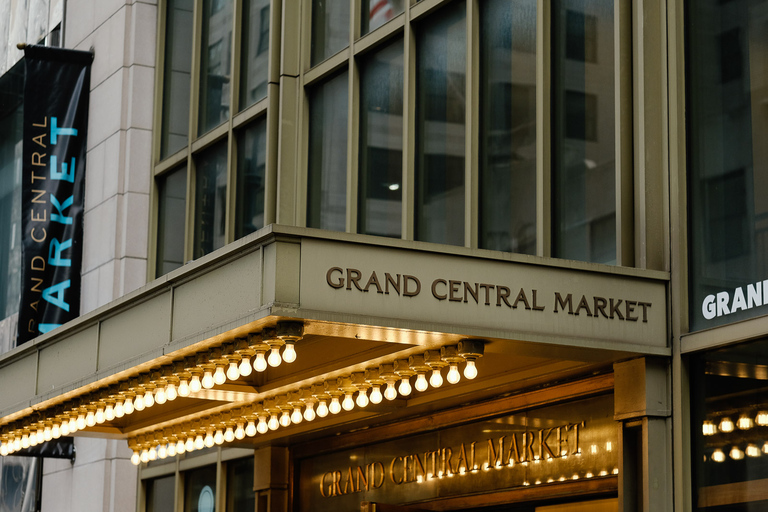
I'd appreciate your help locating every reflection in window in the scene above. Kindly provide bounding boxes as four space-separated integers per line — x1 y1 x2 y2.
184 465 216 512
307 73 348 231
146 475 175 512
194 141 228 258
156 166 187 277
311 0 349 66
199 0 233 135
160 0 194 158
552 0 615 263
226 458 255 512
479 0 537 254
236 119 267 239
361 0 404 36
415 1 466 246
240 0 270 109
359 40 403 238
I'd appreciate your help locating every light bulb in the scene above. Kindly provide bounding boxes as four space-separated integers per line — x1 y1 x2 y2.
167 442 176 457
214 430 224 445
124 397 134 415
702 420 717 436
447 364 461 384
86 410 96 427
356 390 369 408
68 417 77 433
0 444 7 456
214 366 227 385
76 414 86 430
131 451 140 465
148 446 157 460
224 427 235 443
280 411 291 427
756 411 768 426
239 357 252 377
178 379 190 397
158 444 167 459
195 435 205 450
202 370 215 389
464 360 478 380
140 450 150 463
176 440 185 454
384 381 398 400
227 362 240 381
763 442 768 455
415 373 429 392
746 444 760 457
712 449 726 462
317 400 329 417
95 407 105 424
105 404 115 421
204 432 215 448
21 434 30 449
738 414 754 430
370 385 383 404
134 394 145 411
398 377 412 396
144 391 155 408
44 425 52 441
283 343 297 363
246 420 257 437
329 396 342 414
257 417 269 434
185 437 195 452
342 393 355 411
291 407 303 424
60 421 70 436
235 423 245 440
166 383 178 401
254 352 268 372
13 437 20 451
304 403 316 421
51 424 60 439
190 375 202 393
155 387 167 405
730 446 745 460
34 430 43 444
268 414 279 430
719 417 735 433
430 369 444 388
268 347 282 367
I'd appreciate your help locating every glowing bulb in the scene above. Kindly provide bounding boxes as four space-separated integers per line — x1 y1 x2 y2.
357 389 369 408
464 360 478 379
86 410 96 427
384 381 398 400
224 427 235 443
124 397 134 415
268 347 282 367
134 394 145 411
178 379 190 397
158 444 167 459
398 377 412 396
756 411 768 426
254 352 268 372
154 387 167 405
131 451 140 465
342 393 355 411
329 396 342 414
43 425 52 441
33 430 42 444
246 420 257 437
95 407 105 424
204 432 215 448
144 391 154 408
167 442 176 457
702 420 717 436
268 414 279 430
370 385 383 404
202 370 215 389
76 414 86 430
186 437 195 452
283 343 297 363
304 403 316 421
227 362 240 381
430 369 444 388
148 446 157 460
190 375 202 393
712 449 725 462
317 400 329 417
61 421 70 436
105 404 115 421
68 417 77 433
166 383 178 401
719 417 735 433
738 414 754 430
21 434 30 449
746 444 760 457
280 411 291 427
0 444 7 456
763 442 768 455
140 450 150 463
730 446 745 460
176 440 185 454
291 407 303 424
257 417 269 434
194 435 205 450
447 364 461 384
214 430 224 445
415 373 429 392
13 437 20 451
213 366 227 385
235 423 245 440
51 424 60 440
239 357 252 377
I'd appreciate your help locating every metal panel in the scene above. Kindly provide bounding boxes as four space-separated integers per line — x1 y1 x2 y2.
0 353 36 411
37 324 98 394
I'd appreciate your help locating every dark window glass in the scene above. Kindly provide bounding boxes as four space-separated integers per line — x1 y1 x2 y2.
240 0 270 109
311 0 349 66
415 1 466 246
552 0 615 263
479 0 537 254
307 72 348 231
156 167 187 277
160 0 194 158
194 141 228 258
199 0 233 135
184 465 216 512
361 0 404 36
358 40 403 238
226 457 255 512
146 475 175 512
235 119 267 239
688 0 768 330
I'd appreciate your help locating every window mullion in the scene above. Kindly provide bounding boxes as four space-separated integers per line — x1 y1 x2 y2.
185 1 204 263
466 0 480 249
347 0 359 233
536 0 551 258
402 1 416 241
616 0 634 266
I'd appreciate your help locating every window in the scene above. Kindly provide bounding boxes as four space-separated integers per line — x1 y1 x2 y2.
146 475 175 512
160 0 194 159
226 457 256 511
156 166 187 277
183 464 216 512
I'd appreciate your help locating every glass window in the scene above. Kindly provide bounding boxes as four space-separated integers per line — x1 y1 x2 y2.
160 0 194 159
690 338 768 510
184 465 216 512
307 72 348 231
551 0 615 264
146 475 175 512
311 0 349 66
194 141 228 258
199 0 233 136
415 1 466 246
235 119 267 239
226 457 255 512
156 167 187 277
479 0 537 254
240 0 270 109
358 40 403 238
688 0 768 331
361 0 404 36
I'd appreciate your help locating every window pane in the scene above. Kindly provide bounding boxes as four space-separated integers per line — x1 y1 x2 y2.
198 0 233 136
552 0 615 263
240 0 270 109
160 0 194 159
361 0 404 36
688 0 768 331
184 465 216 512
194 141 228 258
156 167 187 278
358 40 403 238
307 72 348 231
226 457 255 512
479 0 537 254
235 119 267 239
415 2 466 246
311 0 349 66
146 475 175 512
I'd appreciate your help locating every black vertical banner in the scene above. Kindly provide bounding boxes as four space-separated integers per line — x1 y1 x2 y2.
18 46 93 344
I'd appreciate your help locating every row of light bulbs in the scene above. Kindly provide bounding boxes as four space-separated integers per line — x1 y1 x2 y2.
702 411 768 436
0 322 305 457
126 340 486 465
709 442 768 462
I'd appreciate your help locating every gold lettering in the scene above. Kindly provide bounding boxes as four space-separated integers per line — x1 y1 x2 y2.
342 467 355 494
31 189 46 204
31 209 47 222
320 472 332 497
371 462 385 489
31 152 46 166
31 227 46 243
486 436 505 468
31 256 45 271
356 465 368 492
30 278 44 294
390 456 403 484
32 133 46 148
32 118 48 128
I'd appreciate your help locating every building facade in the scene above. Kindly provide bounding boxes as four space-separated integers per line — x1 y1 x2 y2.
0 0 766 511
